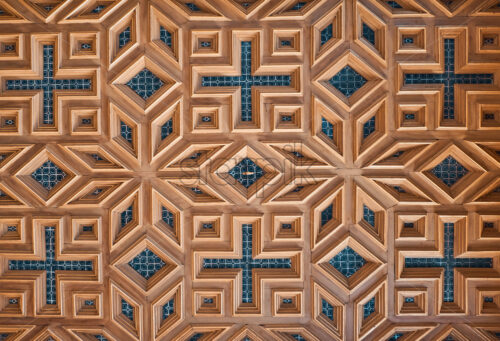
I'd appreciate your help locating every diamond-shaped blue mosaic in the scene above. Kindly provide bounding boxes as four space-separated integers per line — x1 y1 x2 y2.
120 206 133 228
228 158 264 188
386 0 402 8
162 206 174 227
128 248 166 280
31 160 66 191
430 155 468 187
363 204 375 227
363 115 376 138
162 298 175 319
387 332 405 340
120 121 133 144
321 117 334 139
321 204 333 226
161 118 173 140
126 68 164 100
118 27 131 48
320 24 333 46
329 246 366 278
363 297 376 319
291 1 307 10
362 23 375 45
160 26 172 47
121 298 134 320
329 65 367 98
321 299 334 320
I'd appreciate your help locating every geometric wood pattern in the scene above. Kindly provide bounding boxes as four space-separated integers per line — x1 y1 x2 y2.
1 0 500 340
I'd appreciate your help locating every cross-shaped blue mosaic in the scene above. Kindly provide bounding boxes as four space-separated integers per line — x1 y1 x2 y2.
430 155 468 187
6 45 91 125
128 248 165 280
201 41 291 122
203 224 292 303
329 246 366 277
404 39 493 120
31 160 66 191
126 68 164 100
228 158 264 188
8 226 93 305
405 223 492 302
329 65 367 98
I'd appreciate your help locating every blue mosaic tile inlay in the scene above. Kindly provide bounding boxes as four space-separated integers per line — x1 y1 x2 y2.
404 39 493 120
94 335 108 341
162 206 174 227
405 223 492 302
6 45 91 125
161 118 173 140
430 155 468 187
160 26 172 47
321 204 333 226
162 298 175 319
121 298 134 320
31 160 66 191
126 68 164 100
189 333 203 341
128 248 166 279
387 333 405 340
228 158 264 188
363 204 375 227
363 297 376 319
362 23 376 45
329 65 367 98
403 37 414 44
91 5 106 13
386 0 403 8
291 1 307 10
321 117 334 139
185 2 201 11
320 24 333 46
202 41 291 122
363 116 376 138
321 299 334 320
292 335 306 341
329 246 366 277
120 206 133 228
203 224 292 303
120 121 133 144
118 27 131 49
8 226 93 304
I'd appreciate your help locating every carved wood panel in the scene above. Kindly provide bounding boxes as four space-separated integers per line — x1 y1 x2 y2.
0 0 500 340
